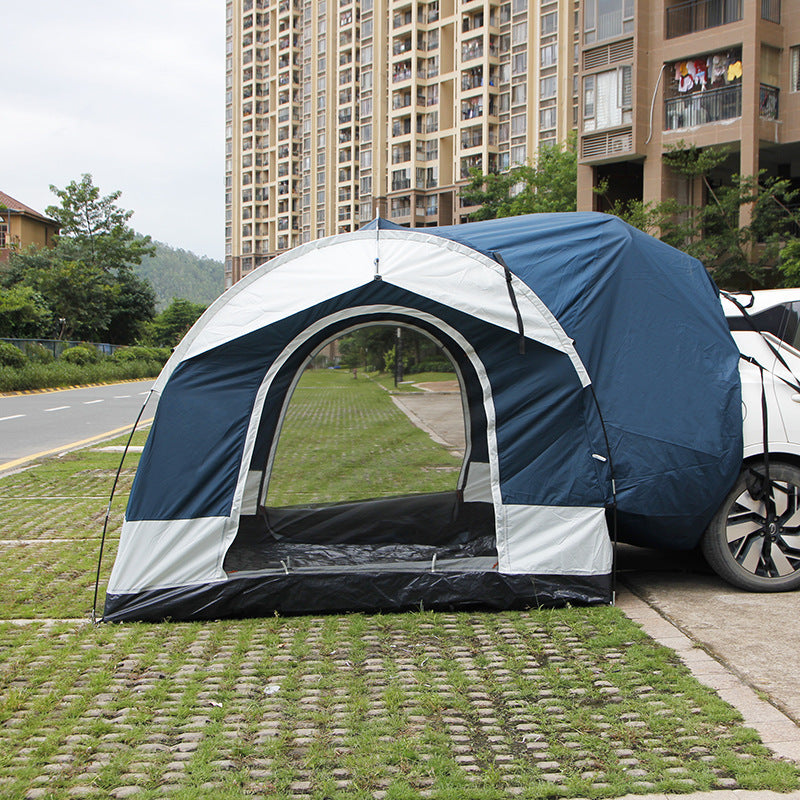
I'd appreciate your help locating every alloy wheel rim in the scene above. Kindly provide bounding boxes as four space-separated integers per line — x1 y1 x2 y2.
726 479 800 578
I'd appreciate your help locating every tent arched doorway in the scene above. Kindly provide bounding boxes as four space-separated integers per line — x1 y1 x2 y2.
222 314 499 578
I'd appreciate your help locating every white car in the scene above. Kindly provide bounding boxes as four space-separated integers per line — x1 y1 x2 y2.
709 289 800 591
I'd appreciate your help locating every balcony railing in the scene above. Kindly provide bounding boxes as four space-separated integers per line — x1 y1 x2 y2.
665 84 741 130
665 0 742 38
760 84 779 120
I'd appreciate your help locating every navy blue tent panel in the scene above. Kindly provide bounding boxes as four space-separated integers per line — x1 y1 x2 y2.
422 214 742 547
128 280 611 522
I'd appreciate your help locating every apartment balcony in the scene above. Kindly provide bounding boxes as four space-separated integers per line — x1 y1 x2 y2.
461 132 483 149
393 10 413 29
665 83 741 130
462 41 484 62
393 63 413 83
665 0 742 38
392 178 412 191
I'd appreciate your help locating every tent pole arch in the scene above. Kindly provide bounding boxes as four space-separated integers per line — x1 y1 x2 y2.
217 304 505 581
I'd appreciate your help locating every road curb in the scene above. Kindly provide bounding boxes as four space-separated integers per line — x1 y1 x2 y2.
0 377 155 398
617 584 800 765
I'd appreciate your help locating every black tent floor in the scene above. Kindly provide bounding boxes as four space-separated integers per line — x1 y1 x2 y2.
223 491 497 573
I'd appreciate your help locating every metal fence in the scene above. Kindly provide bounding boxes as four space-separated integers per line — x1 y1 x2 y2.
1 338 120 359
665 84 741 131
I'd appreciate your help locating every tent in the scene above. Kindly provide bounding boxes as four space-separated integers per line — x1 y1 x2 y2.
103 213 742 622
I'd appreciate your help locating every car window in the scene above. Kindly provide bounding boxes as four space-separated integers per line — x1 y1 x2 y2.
728 304 788 338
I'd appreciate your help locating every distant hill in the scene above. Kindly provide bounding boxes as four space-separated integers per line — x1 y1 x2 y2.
136 240 224 311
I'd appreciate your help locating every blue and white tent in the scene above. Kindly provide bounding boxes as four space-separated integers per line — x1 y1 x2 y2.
103 213 742 622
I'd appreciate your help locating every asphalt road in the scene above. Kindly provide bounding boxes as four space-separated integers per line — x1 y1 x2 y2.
0 380 158 472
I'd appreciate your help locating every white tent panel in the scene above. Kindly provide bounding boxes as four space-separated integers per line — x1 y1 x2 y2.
499 505 611 575
154 231 589 393
108 517 228 594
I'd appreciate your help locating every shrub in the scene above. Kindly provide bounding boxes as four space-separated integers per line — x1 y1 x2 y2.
112 345 170 364
23 342 55 364
413 359 455 373
61 345 102 365
0 342 26 368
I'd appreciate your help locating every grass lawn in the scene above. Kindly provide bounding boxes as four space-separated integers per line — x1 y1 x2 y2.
267 371 462 506
0 369 797 799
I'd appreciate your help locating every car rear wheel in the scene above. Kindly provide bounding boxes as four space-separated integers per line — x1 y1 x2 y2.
702 462 800 592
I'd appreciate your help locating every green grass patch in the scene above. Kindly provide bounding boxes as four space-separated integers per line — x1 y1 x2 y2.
266 369 462 505
0 367 797 797
0 612 794 799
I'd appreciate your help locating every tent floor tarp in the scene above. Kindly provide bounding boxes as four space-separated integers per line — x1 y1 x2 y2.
224 491 496 571
103 571 613 622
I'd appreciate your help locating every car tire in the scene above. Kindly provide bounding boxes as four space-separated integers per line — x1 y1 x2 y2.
702 462 800 592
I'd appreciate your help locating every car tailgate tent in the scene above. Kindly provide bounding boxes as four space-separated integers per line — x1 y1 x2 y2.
103 213 742 622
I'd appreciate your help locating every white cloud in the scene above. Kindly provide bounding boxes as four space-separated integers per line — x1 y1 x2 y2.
0 1 225 260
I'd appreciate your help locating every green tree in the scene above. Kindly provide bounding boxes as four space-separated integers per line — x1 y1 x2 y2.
145 298 207 347
461 137 577 220
106 268 158 344
34 260 115 341
604 143 800 290
46 174 155 271
0 285 53 338
136 241 223 311
3 176 157 343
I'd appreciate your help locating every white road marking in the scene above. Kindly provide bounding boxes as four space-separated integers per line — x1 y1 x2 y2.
83 400 104 405
44 406 70 412
114 395 131 399
0 414 25 422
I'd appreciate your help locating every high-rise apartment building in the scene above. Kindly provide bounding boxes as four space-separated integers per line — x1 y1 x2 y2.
225 0 578 286
576 0 800 216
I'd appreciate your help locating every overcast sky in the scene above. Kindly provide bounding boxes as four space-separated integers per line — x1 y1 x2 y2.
1 2 225 260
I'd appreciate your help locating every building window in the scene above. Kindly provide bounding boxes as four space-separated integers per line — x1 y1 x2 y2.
540 75 557 98
539 106 556 130
512 83 528 105
761 0 780 23
511 113 527 135
541 11 557 34
792 46 800 92
584 0 634 44
512 52 528 74
583 65 631 131
510 144 526 165
540 43 557 67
